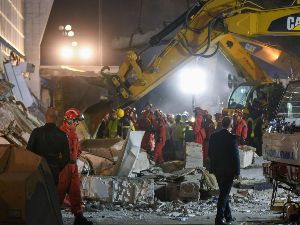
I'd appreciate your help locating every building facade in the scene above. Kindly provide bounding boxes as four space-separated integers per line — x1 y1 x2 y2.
0 0 25 70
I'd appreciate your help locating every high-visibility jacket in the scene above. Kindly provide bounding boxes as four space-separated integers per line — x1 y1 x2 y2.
172 121 185 140
108 118 120 138
246 117 255 138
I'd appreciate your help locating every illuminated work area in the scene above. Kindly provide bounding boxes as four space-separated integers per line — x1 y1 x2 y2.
2 1 300 225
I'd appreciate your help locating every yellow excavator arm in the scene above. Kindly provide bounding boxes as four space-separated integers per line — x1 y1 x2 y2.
220 34 272 83
54 1 300 138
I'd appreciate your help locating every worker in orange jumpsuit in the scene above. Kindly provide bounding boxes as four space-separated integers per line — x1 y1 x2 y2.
57 108 93 225
231 108 248 146
202 111 215 168
153 109 166 164
193 107 206 145
138 102 156 152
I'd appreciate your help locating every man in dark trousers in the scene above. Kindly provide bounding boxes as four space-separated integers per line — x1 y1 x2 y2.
208 116 240 225
27 107 70 187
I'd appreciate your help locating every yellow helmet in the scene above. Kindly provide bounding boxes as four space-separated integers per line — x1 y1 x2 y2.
116 109 124 118
222 108 229 112
242 109 250 114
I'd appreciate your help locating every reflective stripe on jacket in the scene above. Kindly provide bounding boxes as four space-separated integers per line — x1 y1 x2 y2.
172 121 185 139
108 118 120 138
246 117 255 138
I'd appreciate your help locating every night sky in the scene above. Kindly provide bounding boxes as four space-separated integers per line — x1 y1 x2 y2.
41 0 286 116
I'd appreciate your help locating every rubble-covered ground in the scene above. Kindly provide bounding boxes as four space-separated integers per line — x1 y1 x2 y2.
61 188 297 224
62 157 299 225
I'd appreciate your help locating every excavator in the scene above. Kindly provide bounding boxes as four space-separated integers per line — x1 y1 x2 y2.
54 0 300 139
219 33 273 119
3 1 300 223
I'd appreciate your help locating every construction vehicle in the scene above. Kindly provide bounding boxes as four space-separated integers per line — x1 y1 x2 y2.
219 34 273 118
54 1 300 139
263 79 300 202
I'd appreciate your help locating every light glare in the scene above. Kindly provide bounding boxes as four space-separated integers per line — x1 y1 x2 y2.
181 69 206 93
65 25 72 31
80 47 92 59
61 46 73 59
72 41 78 47
68 31 74 37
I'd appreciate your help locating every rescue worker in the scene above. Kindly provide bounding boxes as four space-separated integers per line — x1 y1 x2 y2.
96 113 109 138
163 113 173 161
138 102 156 152
231 108 248 146
153 109 166 164
169 114 175 125
193 107 206 145
119 106 135 140
57 108 93 225
130 107 138 130
107 110 122 138
243 109 254 146
202 111 215 168
214 113 223 133
172 114 187 161
222 108 229 117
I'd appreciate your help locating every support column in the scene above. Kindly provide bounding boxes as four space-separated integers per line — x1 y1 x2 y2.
24 0 53 99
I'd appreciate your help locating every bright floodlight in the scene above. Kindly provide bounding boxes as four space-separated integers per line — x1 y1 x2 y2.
72 41 78 47
80 47 92 59
68 31 74 37
181 69 206 93
65 25 72 30
61 46 73 59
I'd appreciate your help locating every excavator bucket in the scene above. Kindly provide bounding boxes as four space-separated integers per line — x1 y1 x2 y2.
53 76 118 138
0 145 63 225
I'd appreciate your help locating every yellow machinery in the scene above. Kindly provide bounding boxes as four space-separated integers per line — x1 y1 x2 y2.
54 1 300 139
0 145 63 225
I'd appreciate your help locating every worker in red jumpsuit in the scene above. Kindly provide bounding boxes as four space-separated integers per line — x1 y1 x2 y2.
138 102 156 153
202 111 215 168
153 109 166 164
193 107 206 145
57 108 93 225
231 108 248 146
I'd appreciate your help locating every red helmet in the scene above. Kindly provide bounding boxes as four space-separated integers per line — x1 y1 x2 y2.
202 110 208 116
154 109 163 117
64 108 84 121
193 107 202 114
235 108 243 115
166 113 171 118
125 106 134 114
214 113 223 119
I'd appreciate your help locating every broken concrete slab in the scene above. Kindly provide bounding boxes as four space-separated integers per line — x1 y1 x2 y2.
185 142 203 169
179 181 200 199
157 161 185 173
133 151 150 173
81 176 154 204
112 131 145 177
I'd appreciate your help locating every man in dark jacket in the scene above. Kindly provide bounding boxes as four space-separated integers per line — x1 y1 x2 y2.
27 107 70 186
208 116 240 225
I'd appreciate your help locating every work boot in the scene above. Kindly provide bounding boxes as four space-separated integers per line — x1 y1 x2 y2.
226 217 236 223
215 218 228 225
73 216 93 225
